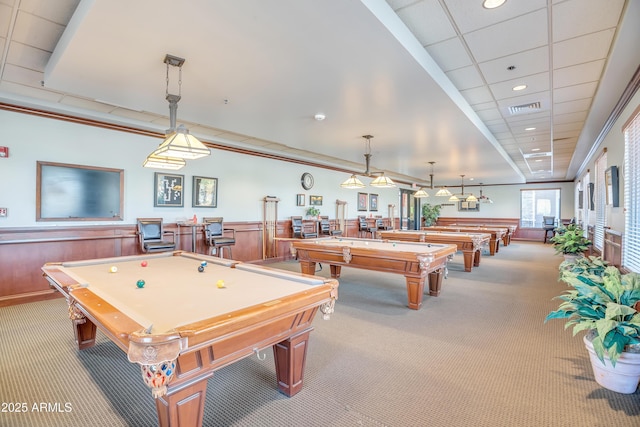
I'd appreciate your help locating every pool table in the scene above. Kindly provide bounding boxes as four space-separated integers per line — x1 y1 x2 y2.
291 237 456 310
379 230 490 272
423 226 507 255
42 251 338 427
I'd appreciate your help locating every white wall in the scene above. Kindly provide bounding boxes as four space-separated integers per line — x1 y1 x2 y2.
0 109 400 227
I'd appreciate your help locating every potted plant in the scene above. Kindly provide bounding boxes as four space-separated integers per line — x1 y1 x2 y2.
549 223 591 260
421 203 441 227
306 206 320 219
545 258 640 393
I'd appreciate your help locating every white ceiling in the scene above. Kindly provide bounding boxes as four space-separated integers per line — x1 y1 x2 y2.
1 0 638 188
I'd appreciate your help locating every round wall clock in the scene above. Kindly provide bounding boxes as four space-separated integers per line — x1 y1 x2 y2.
301 172 314 190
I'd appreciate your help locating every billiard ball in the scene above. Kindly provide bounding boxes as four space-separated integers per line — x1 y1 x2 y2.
109 266 118 273
136 280 145 288
200 261 207 267
198 265 205 272
216 280 225 288
141 261 148 267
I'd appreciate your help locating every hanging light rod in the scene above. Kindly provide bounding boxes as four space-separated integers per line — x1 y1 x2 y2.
144 54 211 168
340 134 396 188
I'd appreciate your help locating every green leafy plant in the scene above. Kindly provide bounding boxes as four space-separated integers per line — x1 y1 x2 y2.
421 203 441 227
550 224 591 255
559 255 608 277
306 206 320 217
545 261 640 365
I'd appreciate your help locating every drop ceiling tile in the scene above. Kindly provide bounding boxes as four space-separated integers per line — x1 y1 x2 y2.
553 111 587 124
443 0 547 34
488 72 549 101
446 65 484 90
553 29 615 69
475 108 502 121
11 10 65 51
553 98 591 115
477 47 549 85
553 59 605 90
6 42 50 72
552 0 625 42
1 63 42 86
472 100 498 111
0 4 12 36
464 9 548 63
553 81 598 103
425 37 472 71
19 0 80 25
395 0 456 45
460 85 494 105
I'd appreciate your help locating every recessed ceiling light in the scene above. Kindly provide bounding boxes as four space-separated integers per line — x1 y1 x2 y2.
512 84 527 91
531 148 541 151
483 0 507 9
535 159 542 162
525 127 536 131
314 113 326 121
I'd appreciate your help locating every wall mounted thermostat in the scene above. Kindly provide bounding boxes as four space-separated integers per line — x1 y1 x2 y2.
0 147 8 158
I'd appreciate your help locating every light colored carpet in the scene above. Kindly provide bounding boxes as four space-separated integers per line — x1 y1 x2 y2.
1 241 638 426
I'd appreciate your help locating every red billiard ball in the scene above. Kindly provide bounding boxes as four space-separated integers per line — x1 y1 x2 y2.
141 261 148 267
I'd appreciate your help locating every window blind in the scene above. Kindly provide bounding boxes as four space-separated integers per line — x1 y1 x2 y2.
594 152 607 251
624 109 640 272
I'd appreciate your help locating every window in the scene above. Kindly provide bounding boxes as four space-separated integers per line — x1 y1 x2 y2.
594 151 607 251
623 107 640 272
520 188 560 228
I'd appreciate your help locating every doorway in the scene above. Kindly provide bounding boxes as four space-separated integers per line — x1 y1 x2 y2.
399 189 420 230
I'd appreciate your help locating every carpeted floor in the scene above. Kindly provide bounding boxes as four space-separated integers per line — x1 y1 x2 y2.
1 241 639 426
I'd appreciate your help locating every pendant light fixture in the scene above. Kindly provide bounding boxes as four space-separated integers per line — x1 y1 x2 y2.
414 161 435 198
340 135 396 188
449 174 476 202
144 54 211 168
478 183 494 203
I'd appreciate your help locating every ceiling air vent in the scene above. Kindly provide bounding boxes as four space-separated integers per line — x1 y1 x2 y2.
509 101 541 115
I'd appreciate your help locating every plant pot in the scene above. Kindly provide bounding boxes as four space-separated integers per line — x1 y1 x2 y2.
583 334 640 394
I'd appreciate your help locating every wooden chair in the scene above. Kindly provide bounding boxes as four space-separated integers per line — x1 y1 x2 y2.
375 218 391 232
136 218 176 253
358 216 375 238
320 216 342 236
202 217 236 258
291 216 317 238
543 216 556 243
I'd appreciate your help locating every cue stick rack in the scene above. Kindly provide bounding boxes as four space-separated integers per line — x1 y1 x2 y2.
262 196 280 260
335 200 347 236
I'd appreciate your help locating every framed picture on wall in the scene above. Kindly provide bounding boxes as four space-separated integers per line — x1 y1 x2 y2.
369 194 378 211
309 195 323 206
357 192 368 211
296 194 305 206
605 166 619 207
155 172 184 207
458 200 480 212
192 176 218 208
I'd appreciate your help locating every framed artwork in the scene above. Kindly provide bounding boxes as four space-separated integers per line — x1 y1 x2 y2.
357 192 368 211
296 194 305 206
192 176 218 208
458 200 480 212
605 166 619 207
309 195 323 206
369 193 378 211
154 172 184 207
588 182 595 211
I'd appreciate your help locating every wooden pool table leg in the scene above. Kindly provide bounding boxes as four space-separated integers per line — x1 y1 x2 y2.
155 376 209 427
67 299 97 350
405 276 425 310
273 327 313 397
488 238 497 255
473 250 481 267
462 251 473 272
427 269 444 297
298 260 316 275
